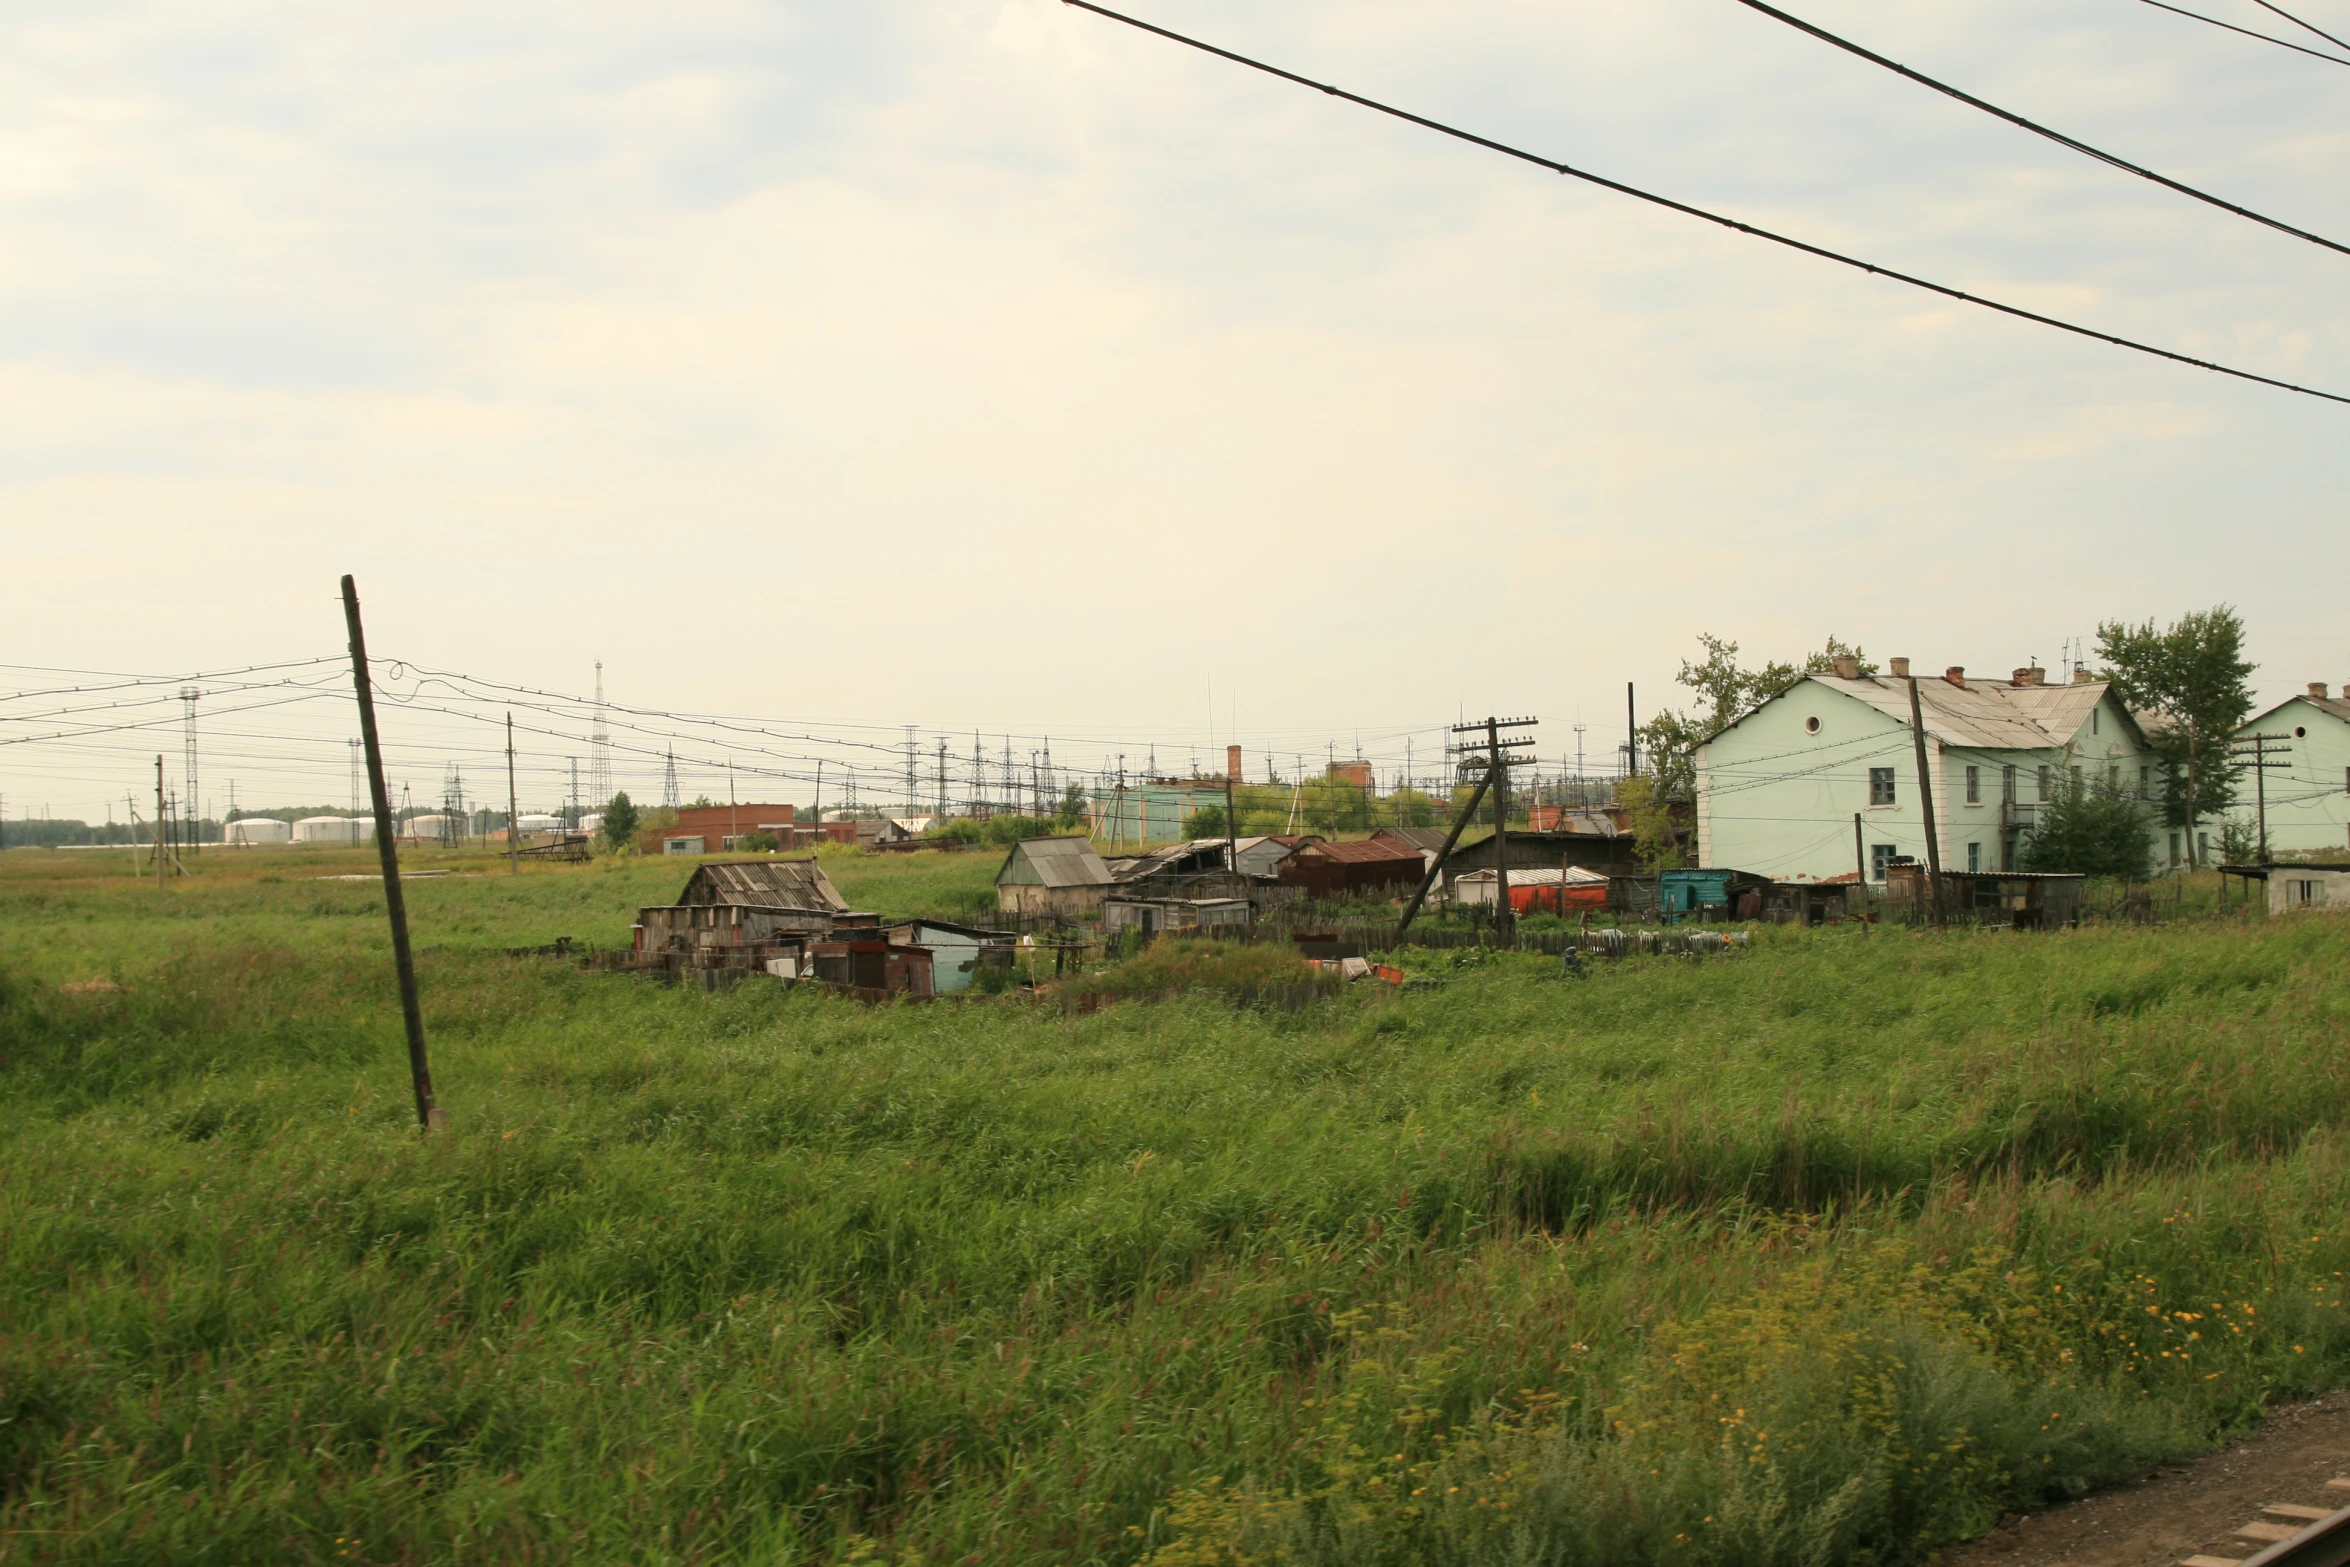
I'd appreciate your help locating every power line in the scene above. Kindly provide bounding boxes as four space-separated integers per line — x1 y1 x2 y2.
2246 0 2350 53
1073 3 2350 406
1062 0 2350 409
2135 0 2350 66
1731 0 2350 258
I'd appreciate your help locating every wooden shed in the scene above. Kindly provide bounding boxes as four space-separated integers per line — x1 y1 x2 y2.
677 858 849 913
996 836 1114 918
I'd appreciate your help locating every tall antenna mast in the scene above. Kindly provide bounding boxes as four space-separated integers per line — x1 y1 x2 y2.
588 660 612 811
180 686 201 853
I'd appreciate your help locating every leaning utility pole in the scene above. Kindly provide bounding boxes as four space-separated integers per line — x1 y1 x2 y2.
1904 673 1946 926
1454 716 1538 939
341 575 444 1133
1396 767 1495 938
505 713 521 877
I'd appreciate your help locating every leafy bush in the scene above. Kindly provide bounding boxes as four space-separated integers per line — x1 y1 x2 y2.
2021 777 2153 879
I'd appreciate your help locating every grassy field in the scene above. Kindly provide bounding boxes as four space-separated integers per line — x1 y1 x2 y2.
4 846 2348 1565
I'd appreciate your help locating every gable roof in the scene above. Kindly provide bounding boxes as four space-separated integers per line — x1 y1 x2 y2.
1372 826 1450 852
1107 839 1235 881
998 835 1113 888
2244 692 2350 730
1711 673 2142 753
678 859 849 912
1286 838 1423 864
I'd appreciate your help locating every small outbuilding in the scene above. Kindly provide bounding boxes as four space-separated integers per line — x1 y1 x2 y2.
1275 838 1425 899
677 858 850 913
2264 863 2350 915
889 918 1018 994
996 836 1114 918
1100 896 1252 937
1659 868 1775 919
1453 865 1610 914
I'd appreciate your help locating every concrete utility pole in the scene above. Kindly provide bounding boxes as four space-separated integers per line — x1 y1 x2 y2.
1905 673 1946 926
341 574 443 1134
155 756 167 891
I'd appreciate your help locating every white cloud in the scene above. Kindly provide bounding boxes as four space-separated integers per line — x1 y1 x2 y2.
2 0 2346 814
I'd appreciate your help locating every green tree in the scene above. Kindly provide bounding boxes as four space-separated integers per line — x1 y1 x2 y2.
1638 634 1877 801
1054 781 1089 829
739 830 779 853
1189 804 1227 839
2018 776 2152 879
601 792 640 853
1615 776 1687 871
2095 606 2255 868
1381 787 1438 829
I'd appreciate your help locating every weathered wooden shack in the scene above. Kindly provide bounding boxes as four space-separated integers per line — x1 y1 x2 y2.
996 836 1114 918
676 858 849 913
1100 896 1252 937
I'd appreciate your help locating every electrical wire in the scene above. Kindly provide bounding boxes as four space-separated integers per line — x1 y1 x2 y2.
1729 0 2350 257
2246 0 2350 52
2135 0 2350 66
1060 1 2350 408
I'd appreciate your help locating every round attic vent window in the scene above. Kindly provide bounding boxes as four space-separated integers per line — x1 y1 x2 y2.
2296 725 2308 738
1805 716 1821 734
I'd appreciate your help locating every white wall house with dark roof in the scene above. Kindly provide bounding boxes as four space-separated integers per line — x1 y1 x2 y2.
2236 684 2350 857
1696 658 2169 884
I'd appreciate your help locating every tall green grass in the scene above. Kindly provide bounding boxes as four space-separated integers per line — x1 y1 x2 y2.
2 850 2347 1564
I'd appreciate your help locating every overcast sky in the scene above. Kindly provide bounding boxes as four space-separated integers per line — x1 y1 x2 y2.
4 0 2345 815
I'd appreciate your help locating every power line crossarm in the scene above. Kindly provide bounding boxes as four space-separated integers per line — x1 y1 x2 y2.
1060 0 2350 408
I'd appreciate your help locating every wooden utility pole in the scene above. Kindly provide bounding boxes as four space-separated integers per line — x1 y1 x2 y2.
505 712 521 877
1395 769 1493 938
155 756 167 891
2229 733 2290 864
1625 683 1638 776
1488 717 1511 940
1905 675 1946 926
341 575 443 1133
728 760 738 849
1853 811 1866 884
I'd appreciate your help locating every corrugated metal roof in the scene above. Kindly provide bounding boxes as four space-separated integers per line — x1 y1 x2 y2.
1454 866 1609 886
1807 675 2117 750
679 859 850 912
1290 838 1423 864
1373 826 1450 852
1006 835 1113 888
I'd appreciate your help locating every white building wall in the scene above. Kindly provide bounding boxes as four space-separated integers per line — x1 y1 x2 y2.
1699 681 2166 882
2241 700 2350 857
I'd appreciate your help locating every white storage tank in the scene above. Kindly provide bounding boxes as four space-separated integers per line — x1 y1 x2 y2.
517 813 564 833
223 818 292 844
405 815 453 841
294 816 358 843
578 813 603 835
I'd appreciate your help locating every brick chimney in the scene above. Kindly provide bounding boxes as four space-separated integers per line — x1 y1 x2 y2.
1831 654 1860 679
1226 744 1243 782
2072 667 2096 685
2310 683 2331 701
1889 657 1911 678
2011 666 2045 687
1944 666 1966 686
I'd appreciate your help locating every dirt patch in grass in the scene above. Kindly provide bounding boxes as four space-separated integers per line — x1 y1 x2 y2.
1950 1389 2350 1567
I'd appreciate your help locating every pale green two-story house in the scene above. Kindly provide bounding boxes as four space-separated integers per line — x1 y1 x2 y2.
2235 684 2350 857
1695 657 2168 883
